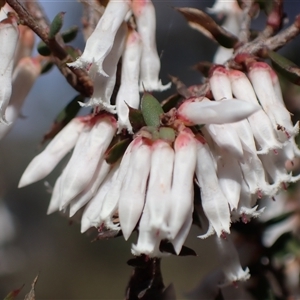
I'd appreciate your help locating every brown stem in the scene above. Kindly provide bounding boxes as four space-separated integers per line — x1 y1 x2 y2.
230 14 300 66
7 0 93 97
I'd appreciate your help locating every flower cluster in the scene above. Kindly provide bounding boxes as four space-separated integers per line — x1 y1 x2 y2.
18 0 300 287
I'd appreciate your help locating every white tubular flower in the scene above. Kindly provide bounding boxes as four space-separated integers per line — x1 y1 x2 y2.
47 175 62 215
14 26 35 67
80 163 120 233
131 200 163 257
0 14 19 124
0 57 41 141
209 66 232 100
214 235 250 285
206 123 244 161
230 119 257 154
259 150 292 186
100 138 135 228
229 69 282 154
132 0 171 92
146 139 174 237
116 29 142 133
177 97 260 126
67 0 131 76
167 129 197 248
209 1 242 64
217 149 242 211
59 115 117 206
68 159 111 217
269 68 285 105
196 138 231 238
248 62 298 141
82 23 127 113
232 179 264 222
119 137 152 240
18 117 86 188
240 151 276 197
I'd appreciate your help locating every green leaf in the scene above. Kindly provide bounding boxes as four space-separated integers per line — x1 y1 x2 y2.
268 50 300 85
61 25 79 43
105 138 131 164
141 93 164 127
37 41 51 56
159 127 175 143
128 106 146 131
176 7 238 48
49 12 65 39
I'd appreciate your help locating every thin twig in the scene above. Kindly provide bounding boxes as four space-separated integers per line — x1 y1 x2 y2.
238 0 253 44
7 0 93 97
231 14 300 62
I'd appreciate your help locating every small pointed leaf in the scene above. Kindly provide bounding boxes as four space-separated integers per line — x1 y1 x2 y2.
128 106 146 131
49 12 65 39
176 7 238 48
105 138 131 164
268 50 300 85
141 93 164 127
37 41 51 56
61 25 79 43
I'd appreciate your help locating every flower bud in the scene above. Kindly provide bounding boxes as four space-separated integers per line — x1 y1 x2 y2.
67 0 131 76
196 138 231 238
116 29 142 133
59 115 117 205
177 97 260 126
80 163 120 233
168 129 196 249
146 139 174 236
132 0 171 91
119 137 152 240
82 23 127 113
229 69 283 153
68 159 111 217
19 117 86 188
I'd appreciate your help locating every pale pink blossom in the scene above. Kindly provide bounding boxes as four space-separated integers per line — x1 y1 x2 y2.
116 29 142 133
18 117 86 188
167 129 197 253
196 138 231 238
119 137 152 240
132 0 171 91
68 0 131 76
59 115 117 206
